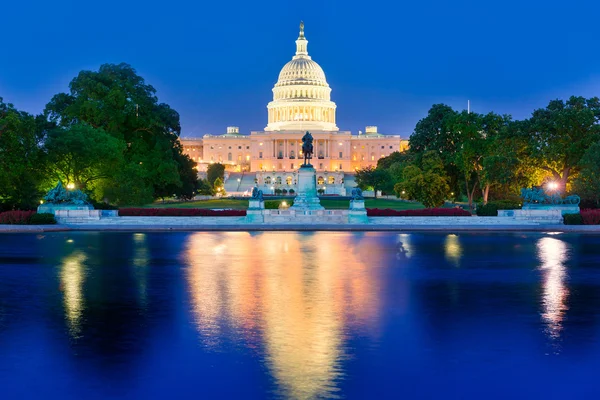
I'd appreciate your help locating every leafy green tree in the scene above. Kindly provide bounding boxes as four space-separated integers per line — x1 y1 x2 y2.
45 123 125 191
573 141 600 207
197 178 214 196
44 63 194 204
523 96 600 188
207 163 225 186
409 104 461 194
450 111 511 206
0 98 48 210
355 166 391 198
213 177 225 196
394 152 449 208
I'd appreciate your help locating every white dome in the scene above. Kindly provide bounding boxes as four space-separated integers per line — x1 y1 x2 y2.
265 22 338 132
276 58 328 88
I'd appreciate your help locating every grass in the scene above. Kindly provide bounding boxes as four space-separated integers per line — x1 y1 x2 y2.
145 197 423 210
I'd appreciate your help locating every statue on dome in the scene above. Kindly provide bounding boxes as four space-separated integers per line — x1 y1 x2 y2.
301 131 313 166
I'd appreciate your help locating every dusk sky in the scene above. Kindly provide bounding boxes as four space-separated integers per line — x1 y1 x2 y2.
1 0 599 138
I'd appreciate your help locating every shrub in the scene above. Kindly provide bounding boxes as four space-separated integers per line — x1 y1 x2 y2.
488 200 522 210
29 213 57 224
282 189 288 195
563 213 583 225
476 203 498 216
274 188 282 195
0 210 36 224
317 189 325 195
367 208 471 217
581 209 600 225
118 208 246 217
289 189 295 195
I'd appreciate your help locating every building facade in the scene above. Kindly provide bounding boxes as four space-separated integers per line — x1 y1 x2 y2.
180 23 408 193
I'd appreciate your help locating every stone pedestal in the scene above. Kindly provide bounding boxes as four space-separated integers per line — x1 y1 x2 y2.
348 199 368 223
522 204 580 216
38 204 93 215
245 199 265 223
290 165 324 211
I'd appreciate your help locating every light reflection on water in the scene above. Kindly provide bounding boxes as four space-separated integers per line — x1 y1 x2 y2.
184 232 383 399
536 237 569 342
4 231 600 398
60 251 86 337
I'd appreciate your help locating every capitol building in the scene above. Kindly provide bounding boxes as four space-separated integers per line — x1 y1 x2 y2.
180 22 408 194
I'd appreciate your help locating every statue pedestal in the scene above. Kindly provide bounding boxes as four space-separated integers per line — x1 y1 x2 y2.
348 199 368 223
246 199 265 223
290 165 324 211
38 204 93 215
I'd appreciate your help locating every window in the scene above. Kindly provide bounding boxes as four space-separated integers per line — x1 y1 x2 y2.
339 151 343 158
389 146 393 149
259 152 263 159
229 146 232 149
246 155 250 161
210 146 214 149
238 146 242 149
371 155 375 161
317 176 325 185
353 155 356 161
228 153 232 161
339 164 342 170
276 176 282 184
265 176 272 184
328 176 335 184
381 145 384 149
290 163 294 170
319 163 323 170
238 155 242 161
246 146 250 149
286 176 293 185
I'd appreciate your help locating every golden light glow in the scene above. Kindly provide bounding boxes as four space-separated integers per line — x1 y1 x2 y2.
60 251 86 337
444 234 462 266
183 232 383 399
536 237 569 341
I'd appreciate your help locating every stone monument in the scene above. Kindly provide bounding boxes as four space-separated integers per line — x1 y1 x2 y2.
246 187 265 222
290 132 324 211
520 186 580 215
38 181 93 214
348 187 368 223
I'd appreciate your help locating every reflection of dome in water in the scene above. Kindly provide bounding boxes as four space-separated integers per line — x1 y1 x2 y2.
266 22 338 132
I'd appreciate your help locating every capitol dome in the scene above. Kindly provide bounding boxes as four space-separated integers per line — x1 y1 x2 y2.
265 22 338 132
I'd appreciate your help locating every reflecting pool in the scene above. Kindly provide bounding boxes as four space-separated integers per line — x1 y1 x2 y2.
1 232 600 399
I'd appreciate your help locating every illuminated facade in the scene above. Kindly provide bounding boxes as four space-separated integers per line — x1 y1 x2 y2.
180 23 409 190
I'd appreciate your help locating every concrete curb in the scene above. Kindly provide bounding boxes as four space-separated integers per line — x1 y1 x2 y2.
2 224 600 233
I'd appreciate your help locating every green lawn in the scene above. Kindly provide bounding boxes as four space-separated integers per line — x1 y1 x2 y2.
144 197 423 210
147 199 250 209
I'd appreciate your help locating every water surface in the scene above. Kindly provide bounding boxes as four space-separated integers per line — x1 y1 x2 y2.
1 231 600 399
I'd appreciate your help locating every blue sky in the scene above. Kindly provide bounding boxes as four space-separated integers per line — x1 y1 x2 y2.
1 0 599 138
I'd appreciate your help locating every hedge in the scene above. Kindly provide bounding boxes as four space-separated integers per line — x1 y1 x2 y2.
0 211 56 225
476 204 498 216
367 208 471 217
562 210 600 225
582 209 600 225
563 213 583 225
119 208 246 217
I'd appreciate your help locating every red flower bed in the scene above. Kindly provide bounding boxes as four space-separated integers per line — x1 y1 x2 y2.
0 210 36 224
119 208 246 217
367 208 472 217
581 209 600 225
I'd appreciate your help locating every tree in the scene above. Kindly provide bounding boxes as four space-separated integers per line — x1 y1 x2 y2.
394 151 449 208
355 166 391 198
45 123 125 191
197 179 214 196
0 98 48 210
213 177 225 196
206 163 225 186
573 141 600 207
44 63 195 203
450 111 511 206
524 96 600 189
409 104 461 194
